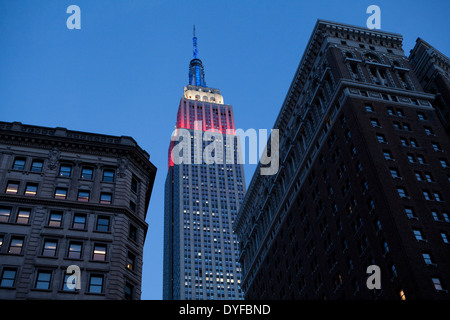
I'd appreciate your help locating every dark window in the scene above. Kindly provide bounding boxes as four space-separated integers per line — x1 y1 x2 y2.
129 201 136 212
9 237 24 254
413 229 425 241
68 242 83 259
59 165 72 177
96 216 110 232
54 188 68 200
42 240 57 257
88 274 104 293
48 211 63 227
72 214 86 230
124 282 134 300
100 193 112 205
417 112 426 121
24 183 38 196
12 158 26 170
62 274 77 292
35 270 52 290
129 225 137 242
81 167 94 180
92 244 107 261
102 169 115 182
16 208 31 224
31 160 44 173
131 176 138 193
5 181 19 194
0 268 17 288
0 207 12 223
383 150 394 160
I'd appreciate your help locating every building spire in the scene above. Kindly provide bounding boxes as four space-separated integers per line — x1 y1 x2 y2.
189 25 206 87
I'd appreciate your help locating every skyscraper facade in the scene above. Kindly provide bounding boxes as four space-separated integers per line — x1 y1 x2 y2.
0 121 156 299
234 20 450 300
163 31 245 300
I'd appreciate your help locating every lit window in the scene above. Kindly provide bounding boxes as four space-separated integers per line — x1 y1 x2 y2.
35 271 52 290
399 289 406 300
42 240 57 257
48 211 63 227
24 183 38 196
16 208 31 224
31 160 44 173
68 242 82 259
126 252 135 270
5 181 19 194
8 237 24 254
0 268 16 288
12 158 26 170
54 188 67 200
77 190 90 202
0 207 12 223
59 165 72 177
93 244 107 261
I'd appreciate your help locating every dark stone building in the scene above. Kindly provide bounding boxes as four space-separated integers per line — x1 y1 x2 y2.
409 38 450 135
0 121 156 299
234 20 450 300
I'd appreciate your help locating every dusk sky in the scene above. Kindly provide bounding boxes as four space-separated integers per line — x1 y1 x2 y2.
1 0 449 299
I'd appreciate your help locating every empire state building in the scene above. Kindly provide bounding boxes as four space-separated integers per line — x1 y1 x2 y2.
163 28 245 300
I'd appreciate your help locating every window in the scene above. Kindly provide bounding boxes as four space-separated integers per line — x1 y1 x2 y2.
432 278 444 291
423 191 432 201
443 212 450 223
415 172 423 181
16 208 31 224
400 138 408 146
390 168 401 179
425 173 434 182
417 155 426 164
81 167 94 180
407 154 415 163
96 216 110 232
9 237 24 254
54 188 67 200
24 183 38 196
125 282 134 300
440 159 449 168
93 244 107 261
42 240 58 257
399 289 406 300
5 181 19 194
384 150 394 160
442 232 449 244
0 268 17 288
432 143 442 152
88 274 104 294
68 242 82 259
131 176 138 193
422 253 433 265
129 201 136 212
434 192 442 202
424 127 434 136
48 211 63 227
417 112 426 121
397 109 404 117
129 225 137 242
62 274 77 292
100 193 112 205
365 104 374 112
432 211 440 221
126 252 135 271
397 187 408 198
403 123 411 131
387 107 395 116
12 158 26 170
59 165 72 177
30 160 44 173
35 271 52 290
77 190 90 202
413 229 425 241
72 214 86 230
371 119 381 127
376 134 387 143
102 169 115 182
0 207 12 222
0 235 3 249
410 139 418 148
405 207 416 219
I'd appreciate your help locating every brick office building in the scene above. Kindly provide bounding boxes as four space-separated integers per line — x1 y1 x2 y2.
234 20 450 300
0 121 156 299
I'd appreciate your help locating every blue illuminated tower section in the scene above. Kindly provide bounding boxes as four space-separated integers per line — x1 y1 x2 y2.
163 28 245 300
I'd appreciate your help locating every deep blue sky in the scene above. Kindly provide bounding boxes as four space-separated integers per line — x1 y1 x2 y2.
1 0 449 300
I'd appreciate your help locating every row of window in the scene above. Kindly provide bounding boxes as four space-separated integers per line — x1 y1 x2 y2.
0 207 138 241
365 103 428 121
0 268 135 299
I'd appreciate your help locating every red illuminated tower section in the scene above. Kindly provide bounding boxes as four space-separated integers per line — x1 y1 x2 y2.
163 30 245 300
